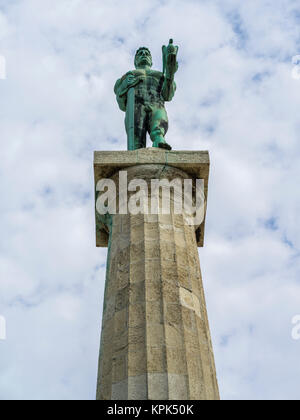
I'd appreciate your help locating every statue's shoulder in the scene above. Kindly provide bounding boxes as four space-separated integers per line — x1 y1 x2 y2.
131 69 145 77
124 69 140 78
115 70 134 82
114 70 132 92
148 69 164 78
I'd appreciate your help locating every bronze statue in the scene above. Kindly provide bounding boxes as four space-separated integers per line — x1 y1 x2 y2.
114 39 178 151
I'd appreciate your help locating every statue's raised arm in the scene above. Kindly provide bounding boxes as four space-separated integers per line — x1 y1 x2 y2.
162 39 178 102
114 39 179 151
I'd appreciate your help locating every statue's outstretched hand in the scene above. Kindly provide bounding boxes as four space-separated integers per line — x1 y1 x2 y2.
163 39 179 79
126 73 141 89
126 73 136 86
119 73 141 97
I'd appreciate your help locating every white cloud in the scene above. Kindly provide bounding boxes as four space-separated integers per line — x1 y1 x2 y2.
0 0 300 400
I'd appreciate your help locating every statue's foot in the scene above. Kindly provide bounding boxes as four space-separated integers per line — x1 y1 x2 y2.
153 139 172 151
158 141 172 151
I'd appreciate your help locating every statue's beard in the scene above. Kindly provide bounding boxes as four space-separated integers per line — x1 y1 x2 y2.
138 60 151 67
137 56 151 63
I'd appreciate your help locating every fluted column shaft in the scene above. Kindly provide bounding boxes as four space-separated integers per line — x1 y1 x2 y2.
96 164 219 400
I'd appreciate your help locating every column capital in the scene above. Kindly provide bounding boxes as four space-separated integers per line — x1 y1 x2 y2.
94 148 210 247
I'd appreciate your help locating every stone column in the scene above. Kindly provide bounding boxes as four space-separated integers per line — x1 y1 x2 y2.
94 149 219 400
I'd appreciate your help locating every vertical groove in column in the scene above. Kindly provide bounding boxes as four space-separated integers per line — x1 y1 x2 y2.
159 209 189 400
172 212 198 400
144 212 168 400
97 215 117 400
171 210 193 400
127 212 147 399
181 218 208 400
111 214 130 400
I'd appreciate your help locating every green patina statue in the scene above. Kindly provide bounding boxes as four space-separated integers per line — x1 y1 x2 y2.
114 39 179 151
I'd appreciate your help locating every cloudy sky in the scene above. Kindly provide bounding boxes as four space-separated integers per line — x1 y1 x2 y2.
0 0 300 400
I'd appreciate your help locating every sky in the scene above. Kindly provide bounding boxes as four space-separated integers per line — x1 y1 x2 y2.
0 0 300 400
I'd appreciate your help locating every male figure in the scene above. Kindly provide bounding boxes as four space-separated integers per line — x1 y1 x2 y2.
114 41 178 150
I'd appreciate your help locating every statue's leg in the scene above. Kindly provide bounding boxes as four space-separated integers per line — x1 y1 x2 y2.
149 106 172 150
125 104 147 150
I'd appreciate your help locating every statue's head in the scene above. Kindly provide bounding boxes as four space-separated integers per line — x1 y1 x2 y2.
134 47 152 69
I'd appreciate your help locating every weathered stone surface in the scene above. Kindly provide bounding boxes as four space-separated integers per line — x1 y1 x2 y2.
94 148 209 247
95 158 219 401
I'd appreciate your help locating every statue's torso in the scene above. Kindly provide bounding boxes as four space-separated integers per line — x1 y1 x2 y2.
124 69 165 105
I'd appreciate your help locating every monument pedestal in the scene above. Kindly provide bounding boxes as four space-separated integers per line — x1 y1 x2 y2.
94 148 219 400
